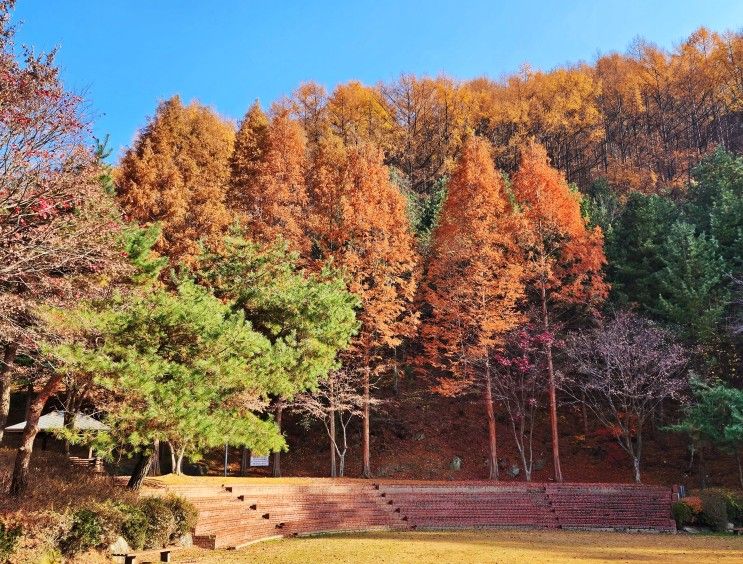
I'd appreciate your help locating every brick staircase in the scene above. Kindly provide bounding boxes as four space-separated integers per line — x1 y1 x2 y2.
377 481 675 533
164 482 408 549
544 483 676 531
376 483 559 529
163 480 675 549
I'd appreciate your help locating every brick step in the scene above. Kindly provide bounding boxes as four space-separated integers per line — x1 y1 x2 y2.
286 524 407 535
246 499 392 508
389 494 549 498
195 523 276 537
413 524 560 530
410 520 560 527
197 509 394 526
195 515 268 528
231 495 384 503
380 487 548 494
224 487 381 495
387 499 551 505
555 499 670 504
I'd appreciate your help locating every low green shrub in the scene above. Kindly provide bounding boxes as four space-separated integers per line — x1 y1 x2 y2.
116 502 148 551
161 495 198 540
698 490 729 532
138 497 176 549
701 488 743 526
672 501 694 528
0 521 22 561
89 502 126 547
58 508 104 555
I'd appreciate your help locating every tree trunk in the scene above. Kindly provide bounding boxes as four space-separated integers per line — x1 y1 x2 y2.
167 441 177 474
273 404 283 477
483 362 498 480
329 380 337 478
339 422 349 477
541 285 563 482
581 391 589 436
148 440 161 476
175 447 185 475
698 446 707 489
127 452 153 490
392 347 400 396
24 383 32 417
362 366 371 478
240 446 248 476
63 410 75 456
632 456 641 483
0 343 18 445
736 449 743 490
329 410 337 478
10 374 63 496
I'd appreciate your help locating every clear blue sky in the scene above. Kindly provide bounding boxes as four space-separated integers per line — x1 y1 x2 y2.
11 1 743 161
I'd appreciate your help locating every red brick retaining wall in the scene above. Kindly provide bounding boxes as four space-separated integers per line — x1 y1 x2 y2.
162 480 675 549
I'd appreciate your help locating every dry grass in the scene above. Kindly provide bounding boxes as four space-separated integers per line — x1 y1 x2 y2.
174 530 743 564
0 448 136 562
0 448 135 514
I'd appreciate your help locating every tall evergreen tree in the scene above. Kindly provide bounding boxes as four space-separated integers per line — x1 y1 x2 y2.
687 148 743 271
606 192 678 309
42 230 358 487
655 221 730 343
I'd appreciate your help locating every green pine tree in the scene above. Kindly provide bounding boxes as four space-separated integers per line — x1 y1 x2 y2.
655 221 730 343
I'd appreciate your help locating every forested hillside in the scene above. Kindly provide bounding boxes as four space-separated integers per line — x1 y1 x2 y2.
2 3 742 504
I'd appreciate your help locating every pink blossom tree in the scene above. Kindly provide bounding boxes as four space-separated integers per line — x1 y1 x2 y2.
491 326 552 481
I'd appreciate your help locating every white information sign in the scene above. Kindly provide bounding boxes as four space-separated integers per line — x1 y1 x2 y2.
250 455 270 467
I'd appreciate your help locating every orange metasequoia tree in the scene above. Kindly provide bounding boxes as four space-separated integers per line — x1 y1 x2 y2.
307 136 419 478
229 101 269 207
229 106 309 253
511 141 608 482
420 136 525 480
116 96 235 262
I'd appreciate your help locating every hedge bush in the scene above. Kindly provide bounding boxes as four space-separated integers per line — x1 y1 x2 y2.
0 522 22 561
672 501 694 528
698 490 729 532
138 497 176 549
52 494 197 555
162 494 198 540
701 488 743 526
117 502 149 551
58 508 104 556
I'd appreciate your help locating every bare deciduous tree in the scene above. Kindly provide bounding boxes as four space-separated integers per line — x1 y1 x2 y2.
562 311 687 483
293 370 372 477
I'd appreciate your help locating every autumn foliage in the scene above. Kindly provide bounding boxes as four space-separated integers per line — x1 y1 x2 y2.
116 96 235 261
421 136 525 478
232 107 309 252
307 138 420 476
513 141 608 310
512 140 608 481
4 0 742 502
422 137 524 390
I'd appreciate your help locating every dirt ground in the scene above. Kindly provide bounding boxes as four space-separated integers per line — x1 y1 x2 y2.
174 530 743 563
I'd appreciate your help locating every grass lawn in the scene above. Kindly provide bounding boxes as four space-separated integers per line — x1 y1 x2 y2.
173 530 743 563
